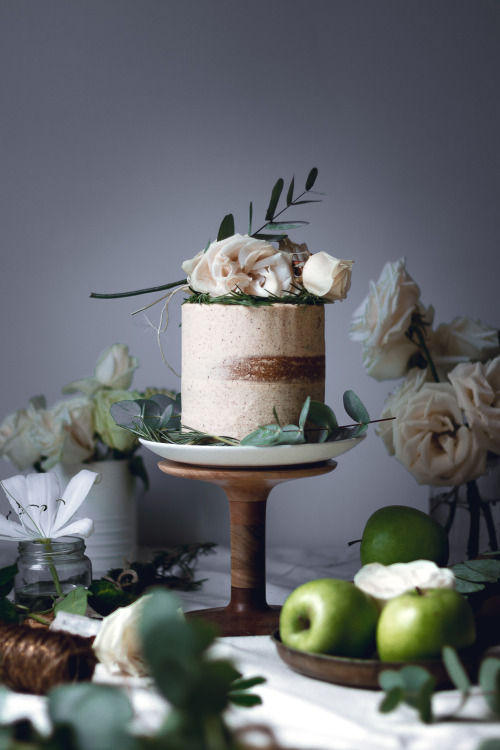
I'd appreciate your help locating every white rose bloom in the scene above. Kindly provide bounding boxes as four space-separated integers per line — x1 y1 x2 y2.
53 397 95 465
93 596 150 677
354 560 455 608
302 252 353 301
377 367 431 455
428 317 499 378
448 356 500 455
182 233 294 298
63 343 139 395
349 258 433 380
392 382 487 486
0 404 42 470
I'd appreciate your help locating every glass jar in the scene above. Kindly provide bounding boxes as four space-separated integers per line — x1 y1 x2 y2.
14 536 92 612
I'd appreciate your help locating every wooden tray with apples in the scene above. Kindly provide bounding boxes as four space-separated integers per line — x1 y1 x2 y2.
271 630 481 690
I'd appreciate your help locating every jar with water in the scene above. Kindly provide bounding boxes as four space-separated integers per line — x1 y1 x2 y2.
14 536 92 612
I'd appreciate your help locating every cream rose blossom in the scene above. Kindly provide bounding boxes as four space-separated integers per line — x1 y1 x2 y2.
392 382 487 486
428 317 500 378
349 258 433 380
302 252 353 301
448 356 500 455
182 233 294 298
63 343 139 395
92 596 150 677
376 367 431 455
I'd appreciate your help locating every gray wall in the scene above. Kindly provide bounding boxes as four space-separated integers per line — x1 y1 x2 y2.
1 1 499 558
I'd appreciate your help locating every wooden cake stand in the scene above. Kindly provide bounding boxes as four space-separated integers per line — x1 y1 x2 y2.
158 458 337 637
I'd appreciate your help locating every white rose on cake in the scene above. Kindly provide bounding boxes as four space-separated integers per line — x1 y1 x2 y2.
302 252 353 302
182 233 294 298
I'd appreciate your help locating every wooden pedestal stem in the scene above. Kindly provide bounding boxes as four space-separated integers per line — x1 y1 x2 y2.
158 459 337 636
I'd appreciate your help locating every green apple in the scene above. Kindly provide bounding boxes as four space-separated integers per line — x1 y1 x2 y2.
376 587 476 662
279 578 379 657
360 505 449 567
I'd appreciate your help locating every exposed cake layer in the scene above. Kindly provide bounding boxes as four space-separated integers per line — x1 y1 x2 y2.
181 303 325 440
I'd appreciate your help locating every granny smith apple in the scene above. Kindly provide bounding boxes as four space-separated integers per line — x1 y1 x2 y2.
279 578 379 657
376 587 476 662
360 505 449 567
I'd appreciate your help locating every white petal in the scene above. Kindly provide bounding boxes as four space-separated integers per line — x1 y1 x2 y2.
0 515 36 541
52 518 95 539
53 469 99 531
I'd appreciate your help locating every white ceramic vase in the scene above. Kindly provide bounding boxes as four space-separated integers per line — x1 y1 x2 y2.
54 459 139 578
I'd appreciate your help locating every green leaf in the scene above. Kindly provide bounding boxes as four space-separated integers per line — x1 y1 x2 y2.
228 692 262 707
307 400 338 442
240 424 283 446
49 683 135 750
88 580 136 616
479 658 500 716
343 390 370 424
299 397 311 432
265 221 309 230
415 678 434 724
217 213 235 241
379 669 404 692
0 598 19 624
286 176 294 206
442 646 471 693
305 167 318 191
54 586 90 616
229 675 266 691
252 232 289 242
0 563 18 598
379 685 405 713
452 562 498 583
462 559 500 579
248 201 253 234
454 578 485 594
110 399 142 430
289 198 323 205
265 178 284 221
275 425 305 445
477 740 500 750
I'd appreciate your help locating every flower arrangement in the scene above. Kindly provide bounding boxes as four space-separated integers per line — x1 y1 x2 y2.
0 343 170 476
90 168 354 308
350 258 500 557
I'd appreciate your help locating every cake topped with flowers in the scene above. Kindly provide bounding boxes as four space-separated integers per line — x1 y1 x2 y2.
92 169 370 446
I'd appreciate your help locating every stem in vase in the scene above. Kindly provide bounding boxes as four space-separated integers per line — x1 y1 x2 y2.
42 540 64 599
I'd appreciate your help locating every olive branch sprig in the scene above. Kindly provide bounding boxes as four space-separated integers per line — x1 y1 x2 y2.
89 168 322 301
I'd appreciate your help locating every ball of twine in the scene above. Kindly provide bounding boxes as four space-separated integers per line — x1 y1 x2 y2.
0 622 97 694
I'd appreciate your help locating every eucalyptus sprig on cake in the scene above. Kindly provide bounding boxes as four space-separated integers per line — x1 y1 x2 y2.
90 167 353 307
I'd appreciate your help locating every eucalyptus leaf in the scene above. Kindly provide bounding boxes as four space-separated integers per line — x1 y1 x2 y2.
0 563 17 598
343 390 370 424
54 586 90 617
299 396 311 432
217 213 235 242
265 221 309 230
110 399 142 430
252 232 289 242
305 167 318 191
276 424 305 445
479 658 500 716
454 578 485 594
415 678 434 724
462 559 500 579
49 683 135 750
289 199 323 205
0 597 19 624
452 562 498 583
442 646 471 693
265 178 284 221
307 400 338 442
286 176 294 206
228 692 262 707
379 686 405 713
240 424 283 446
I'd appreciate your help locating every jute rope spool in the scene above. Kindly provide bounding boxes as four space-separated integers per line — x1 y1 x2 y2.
0 622 97 694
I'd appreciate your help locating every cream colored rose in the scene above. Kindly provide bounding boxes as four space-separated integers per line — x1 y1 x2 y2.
448 356 500 455
0 404 42 470
349 259 433 380
392 382 487 486
377 367 431 455
92 596 150 677
428 317 499 378
302 252 353 301
354 560 455 609
63 343 139 395
182 233 294 298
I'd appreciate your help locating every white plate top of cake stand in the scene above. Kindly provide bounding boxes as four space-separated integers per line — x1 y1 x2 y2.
139 434 366 468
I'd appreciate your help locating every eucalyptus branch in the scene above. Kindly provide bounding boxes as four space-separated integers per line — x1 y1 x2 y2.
90 279 187 300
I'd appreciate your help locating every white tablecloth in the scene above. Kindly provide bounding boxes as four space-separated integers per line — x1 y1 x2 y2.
1 545 500 750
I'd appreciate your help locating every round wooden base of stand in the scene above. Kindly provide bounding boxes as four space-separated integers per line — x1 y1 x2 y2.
158 459 337 637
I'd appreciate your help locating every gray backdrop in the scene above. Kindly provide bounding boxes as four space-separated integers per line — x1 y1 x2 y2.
1 1 499 558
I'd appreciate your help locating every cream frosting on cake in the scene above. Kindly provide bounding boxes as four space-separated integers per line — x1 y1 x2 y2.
181 303 325 440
